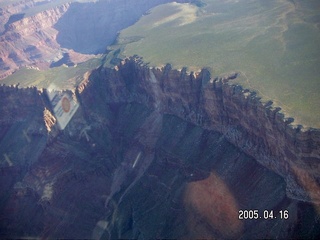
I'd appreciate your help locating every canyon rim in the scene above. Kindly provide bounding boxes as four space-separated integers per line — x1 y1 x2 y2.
0 0 320 239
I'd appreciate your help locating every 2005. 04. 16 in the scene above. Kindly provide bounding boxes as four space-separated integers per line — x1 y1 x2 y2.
238 210 289 220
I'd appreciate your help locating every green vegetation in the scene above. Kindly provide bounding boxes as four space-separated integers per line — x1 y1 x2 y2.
116 0 320 128
2 57 102 89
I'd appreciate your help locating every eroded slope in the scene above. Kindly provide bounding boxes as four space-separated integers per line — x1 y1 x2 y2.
116 0 320 127
0 0 189 81
0 57 319 238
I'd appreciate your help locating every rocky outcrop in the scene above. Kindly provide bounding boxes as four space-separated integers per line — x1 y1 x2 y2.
6 3 70 35
0 0 190 80
0 84 44 125
54 0 190 54
0 2 71 79
79 57 320 203
0 0 41 33
0 57 319 238
43 108 56 132
2 57 318 199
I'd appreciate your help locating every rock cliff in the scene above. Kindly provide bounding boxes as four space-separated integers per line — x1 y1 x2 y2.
81 57 320 203
0 0 42 34
54 0 190 54
0 0 190 80
0 2 71 79
0 57 319 238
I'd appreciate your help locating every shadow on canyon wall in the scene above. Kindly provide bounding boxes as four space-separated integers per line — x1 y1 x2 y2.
1 57 319 238
54 0 189 54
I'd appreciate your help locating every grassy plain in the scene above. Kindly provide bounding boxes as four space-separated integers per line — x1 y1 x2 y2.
118 0 320 128
2 57 102 89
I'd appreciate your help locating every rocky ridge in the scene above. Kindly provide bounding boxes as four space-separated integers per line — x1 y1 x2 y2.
0 57 319 238
0 1 72 79
0 0 190 80
80 57 320 203
1 56 320 203
0 0 43 33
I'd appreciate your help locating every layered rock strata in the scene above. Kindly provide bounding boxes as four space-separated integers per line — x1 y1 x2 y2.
0 0 190 80
81 57 320 203
0 0 43 33
0 57 319 238
0 2 72 79
1 56 319 203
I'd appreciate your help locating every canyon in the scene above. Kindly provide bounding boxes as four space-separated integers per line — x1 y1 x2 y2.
0 0 320 239
0 57 319 238
0 0 189 79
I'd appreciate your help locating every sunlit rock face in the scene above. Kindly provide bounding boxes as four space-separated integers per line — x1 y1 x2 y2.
0 2 71 79
0 57 319 239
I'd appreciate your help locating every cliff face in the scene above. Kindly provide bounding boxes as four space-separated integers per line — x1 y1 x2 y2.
54 0 190 54
0 85 51 166
0 0 41 33
0 0 189 80
81 58 320 203
80 58 320 238
0 85 43 123
0 2 71 79
0 58 319 238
